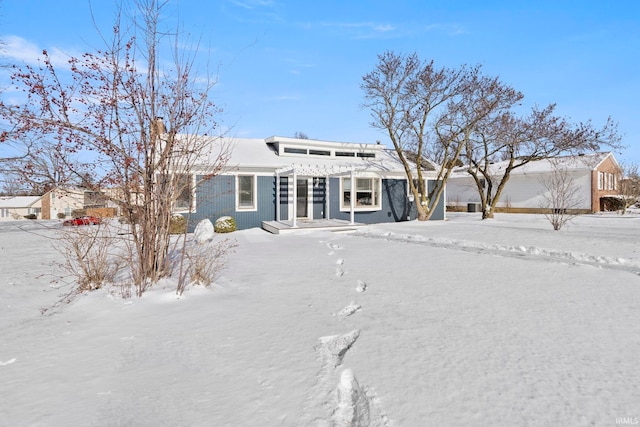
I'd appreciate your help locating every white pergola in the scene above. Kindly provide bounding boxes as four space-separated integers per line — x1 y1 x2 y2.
274 163 372 228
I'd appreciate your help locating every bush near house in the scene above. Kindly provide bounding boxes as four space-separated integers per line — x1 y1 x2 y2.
170 214 187 234
24 214 37 220
214 216 236 233
57 212 66 219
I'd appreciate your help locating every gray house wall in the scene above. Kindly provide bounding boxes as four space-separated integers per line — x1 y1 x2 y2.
326 178 445 222
313 177 326 219
187 174 445 231
187 175 277 231
327 178 413 223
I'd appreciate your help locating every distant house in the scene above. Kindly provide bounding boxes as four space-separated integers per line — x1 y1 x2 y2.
40 188 117 220
0 196 42 221
178 136 445 232
446 152 622 214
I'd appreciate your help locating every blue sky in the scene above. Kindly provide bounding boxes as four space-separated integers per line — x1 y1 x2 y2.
2 0 639 165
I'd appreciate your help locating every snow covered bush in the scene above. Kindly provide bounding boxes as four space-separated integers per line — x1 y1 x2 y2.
214 216 236 233
169 214 187 234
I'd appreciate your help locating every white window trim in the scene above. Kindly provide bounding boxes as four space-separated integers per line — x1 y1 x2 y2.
236 174 258 212
339 176 382 212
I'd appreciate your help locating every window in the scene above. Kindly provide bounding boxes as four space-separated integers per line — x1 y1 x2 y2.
599 171 616 191
1 209 8 218
335 151 355 157
283 147 307 155
237 175 256 210
157 173 194 211
309 149 330 156
357 152 376 158
341 177 381 210
174 174 193 211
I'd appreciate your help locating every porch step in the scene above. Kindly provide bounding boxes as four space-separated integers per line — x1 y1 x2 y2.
261 220 365 235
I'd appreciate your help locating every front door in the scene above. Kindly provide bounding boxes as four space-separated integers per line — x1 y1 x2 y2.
296 179 309 218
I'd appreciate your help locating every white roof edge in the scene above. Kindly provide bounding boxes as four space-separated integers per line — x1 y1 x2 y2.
594 152 620 170
265 135 385 151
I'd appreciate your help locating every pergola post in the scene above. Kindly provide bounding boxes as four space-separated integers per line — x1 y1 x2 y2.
276 173 281 222
325 174 330 219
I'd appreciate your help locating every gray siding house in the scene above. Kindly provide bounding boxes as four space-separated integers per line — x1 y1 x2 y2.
180 136 445 232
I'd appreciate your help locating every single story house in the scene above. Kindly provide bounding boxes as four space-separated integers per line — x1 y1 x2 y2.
446 152 622 214
0 195 42 221
179 136 445 232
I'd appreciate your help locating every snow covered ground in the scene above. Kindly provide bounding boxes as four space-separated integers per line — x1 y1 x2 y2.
1 212 639 426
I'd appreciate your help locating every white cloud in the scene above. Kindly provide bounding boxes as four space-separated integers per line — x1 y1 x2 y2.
2 35 76 69
229 0 276 9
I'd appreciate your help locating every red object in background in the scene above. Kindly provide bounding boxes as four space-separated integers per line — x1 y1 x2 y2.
62 216 102 226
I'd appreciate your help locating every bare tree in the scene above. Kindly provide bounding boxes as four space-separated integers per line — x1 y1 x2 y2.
464 104 621 219
293 131 309 139
361 51 521 220
540 163 584 230
1 137 91 194
619 161 640 214
0 0 230 296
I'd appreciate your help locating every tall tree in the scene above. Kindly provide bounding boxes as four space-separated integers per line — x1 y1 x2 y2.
1 137 90 194
619 161 640 214
361 51 521 220
464 104 621 219
0 0 229 295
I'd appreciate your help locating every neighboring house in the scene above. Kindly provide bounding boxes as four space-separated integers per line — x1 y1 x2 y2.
0 196 42 221
446 152 622 214
40 188 117 220
40 188 85 220
179 136 445 232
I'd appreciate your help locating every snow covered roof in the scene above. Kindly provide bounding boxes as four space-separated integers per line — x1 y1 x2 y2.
190 136 432 178
452 152 618 177
0 196 41 208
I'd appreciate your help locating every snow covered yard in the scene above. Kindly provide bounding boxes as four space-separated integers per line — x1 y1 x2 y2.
1 213 639 426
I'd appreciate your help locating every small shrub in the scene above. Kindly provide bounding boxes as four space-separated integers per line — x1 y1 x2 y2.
170 214 187 234
57 223 120 293
214 216 236 233
57 212 66 219
72 209 86 218
179 237 237 293
24 213 37 220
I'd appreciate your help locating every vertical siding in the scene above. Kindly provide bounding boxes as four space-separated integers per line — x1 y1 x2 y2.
498 172 592 210
447 172 593 212
189 174 445 231
328 178 415 224
312 177 326 219
427 180 446 220
188 175 277 231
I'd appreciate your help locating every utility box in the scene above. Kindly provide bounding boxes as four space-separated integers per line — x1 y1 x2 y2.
467 203 482 213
